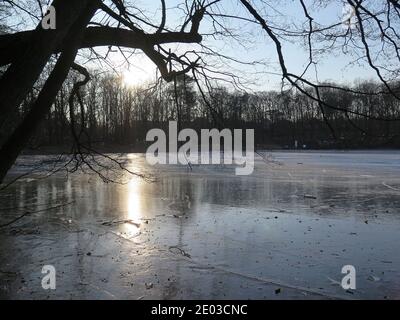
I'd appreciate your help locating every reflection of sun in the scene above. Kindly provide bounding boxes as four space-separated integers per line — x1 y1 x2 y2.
126 178 142 221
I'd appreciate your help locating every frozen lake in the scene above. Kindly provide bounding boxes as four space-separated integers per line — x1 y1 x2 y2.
0 151 399 299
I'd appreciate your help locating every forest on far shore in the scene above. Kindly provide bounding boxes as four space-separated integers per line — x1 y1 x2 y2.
2 70 400 153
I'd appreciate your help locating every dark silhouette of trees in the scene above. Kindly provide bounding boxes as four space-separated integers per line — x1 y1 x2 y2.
10 71 400 152
0 0 209 183
0 0 400 184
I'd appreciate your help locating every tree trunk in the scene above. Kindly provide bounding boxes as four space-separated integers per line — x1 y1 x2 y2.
0 0 94 129
0 1 99 184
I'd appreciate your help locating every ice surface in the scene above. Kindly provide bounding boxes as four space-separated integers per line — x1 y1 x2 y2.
0 151 399 299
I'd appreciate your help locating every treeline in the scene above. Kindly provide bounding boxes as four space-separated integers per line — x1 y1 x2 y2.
2 70 400 152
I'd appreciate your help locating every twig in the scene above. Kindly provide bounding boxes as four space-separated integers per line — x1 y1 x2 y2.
382 182 400 191
0 201 75 228
169 245 191 258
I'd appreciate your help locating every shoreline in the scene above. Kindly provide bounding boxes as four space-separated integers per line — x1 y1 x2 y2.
19 146 400 156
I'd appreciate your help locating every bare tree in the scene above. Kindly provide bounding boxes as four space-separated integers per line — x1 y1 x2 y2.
0 0 399 185
238 0 400 135
0 0 214 184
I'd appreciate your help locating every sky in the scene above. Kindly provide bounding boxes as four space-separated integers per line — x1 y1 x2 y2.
2 0 383 91
111 0 380 91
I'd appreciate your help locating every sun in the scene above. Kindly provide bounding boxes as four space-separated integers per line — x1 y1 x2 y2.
122 67 155 87
121 57 156 87
122 70 141 87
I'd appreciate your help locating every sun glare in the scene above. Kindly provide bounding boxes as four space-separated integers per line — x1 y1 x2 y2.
121 58 156 87
122 70 143 87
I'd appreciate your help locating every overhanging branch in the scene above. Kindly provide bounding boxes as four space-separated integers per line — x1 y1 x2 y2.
0 27 203 67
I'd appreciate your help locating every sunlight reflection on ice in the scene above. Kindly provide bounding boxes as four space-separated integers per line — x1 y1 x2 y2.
127 178 142 221
116 177 143 240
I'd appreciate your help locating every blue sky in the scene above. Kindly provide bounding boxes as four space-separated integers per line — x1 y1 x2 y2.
2 0 382 90
111 0 380 91
196 0 378 90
